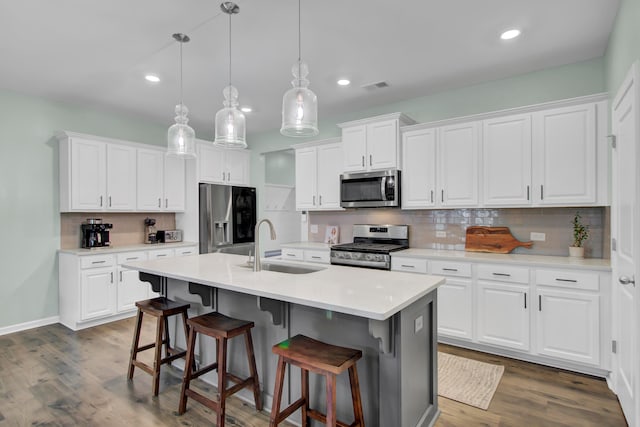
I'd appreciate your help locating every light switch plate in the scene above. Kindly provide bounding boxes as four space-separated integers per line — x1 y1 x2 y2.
436 231 447 238
414 315 423 333
310 224 318 234
530 232 546 241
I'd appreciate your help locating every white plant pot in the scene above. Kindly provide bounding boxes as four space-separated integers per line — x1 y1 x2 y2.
569 246 585 258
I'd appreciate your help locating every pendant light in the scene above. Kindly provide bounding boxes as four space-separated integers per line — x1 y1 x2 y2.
281 0 318 137
167 33 196 158
214 2 247 149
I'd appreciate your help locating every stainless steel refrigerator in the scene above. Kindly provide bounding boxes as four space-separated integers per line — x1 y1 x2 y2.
199 183 257 255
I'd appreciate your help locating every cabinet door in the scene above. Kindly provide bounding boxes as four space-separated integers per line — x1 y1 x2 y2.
295 147 318 210
198 143 226 184
438 122 480 206
367 119 398 170
402 128 437 208
136 149 164 211
225 149 250 185
117 267 150 312
164 155 185 211
477 281 530 351
70 137 106 210
316 143 343 209
483 114 532 206
342 125 367 172
106 144 136 210
532 103 596 205
536 288 600 365
80 267 116 320
438 278 473 340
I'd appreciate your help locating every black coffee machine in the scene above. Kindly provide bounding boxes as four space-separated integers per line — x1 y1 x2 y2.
81 219 113 248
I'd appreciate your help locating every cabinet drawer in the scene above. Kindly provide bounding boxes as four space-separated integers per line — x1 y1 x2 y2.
536 269 599 291
281 248 304 261
116 251 148 265
391 257 428 274
175 246 198 257
148 249 175 259
431 261 471 277
304 250 330 264
80 254 115 269
478 264 529 284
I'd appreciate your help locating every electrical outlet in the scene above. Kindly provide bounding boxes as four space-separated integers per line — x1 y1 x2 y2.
530 232 546 241
414 315 423 333
436 231 447 238
310 224 318 234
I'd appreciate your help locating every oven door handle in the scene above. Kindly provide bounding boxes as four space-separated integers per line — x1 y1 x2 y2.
380 176 387 201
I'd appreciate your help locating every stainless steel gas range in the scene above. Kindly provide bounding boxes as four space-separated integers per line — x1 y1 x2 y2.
330 224 409 270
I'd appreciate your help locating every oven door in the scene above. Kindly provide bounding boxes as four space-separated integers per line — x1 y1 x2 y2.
340 170 400 208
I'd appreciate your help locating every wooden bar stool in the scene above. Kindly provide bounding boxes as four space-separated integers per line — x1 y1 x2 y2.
127 297 191 396
270 334 365 427
178 312 262 427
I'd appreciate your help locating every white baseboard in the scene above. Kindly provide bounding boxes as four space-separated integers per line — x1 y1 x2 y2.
0 315 60 336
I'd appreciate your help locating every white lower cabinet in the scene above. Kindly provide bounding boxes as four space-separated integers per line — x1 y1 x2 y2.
438 278 473 340
536 288 600 365
59 244 197 330
477 281 530 351
280 245 330 264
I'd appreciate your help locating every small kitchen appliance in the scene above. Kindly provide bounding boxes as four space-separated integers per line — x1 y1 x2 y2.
144 217 157 244
340 169 400 208
81 219 113 248
330 224 408 270
157 229 183 243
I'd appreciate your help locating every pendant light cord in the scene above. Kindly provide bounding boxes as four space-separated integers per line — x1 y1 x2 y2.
298 0 301 63
228 10 232 87
179 39 184 106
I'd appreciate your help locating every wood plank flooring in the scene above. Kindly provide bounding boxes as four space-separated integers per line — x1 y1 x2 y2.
0 318 627 426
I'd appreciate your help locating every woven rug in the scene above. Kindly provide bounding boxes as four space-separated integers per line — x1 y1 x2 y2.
438 352 504 410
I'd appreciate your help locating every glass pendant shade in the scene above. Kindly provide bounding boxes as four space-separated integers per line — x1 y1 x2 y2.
167 104 196 158
281 61 318 137
214 85 247 149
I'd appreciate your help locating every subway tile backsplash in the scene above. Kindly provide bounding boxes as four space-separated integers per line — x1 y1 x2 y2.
308 207 609 259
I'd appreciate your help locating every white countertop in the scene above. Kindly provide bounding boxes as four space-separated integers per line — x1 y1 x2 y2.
394 248 611 271
281 242 332 250
59 241 198 256
123 252 444 320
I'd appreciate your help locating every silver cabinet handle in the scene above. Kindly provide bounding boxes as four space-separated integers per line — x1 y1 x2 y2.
442 268 458 272
157 254 167 257
158 198 161 208
319 195 322 205
527 185 530 201
313 195 316 206
222 171 225 181
91 260 106 265
619 276 636 286
110 272 114 283
286 253 296 257
100 196 103 207
539 295 542 311
492 272 511 277
361 156 364 167
165 198 168 208
441 190 444 203
369 154 372 166
227 172 230 181
119 271 123 281
524 292 527 309
430 190 434 203
540 185 544 200
311 256 321 259
555 278 577 283
401 264 415 268
108 196 112 207
126 257 137 261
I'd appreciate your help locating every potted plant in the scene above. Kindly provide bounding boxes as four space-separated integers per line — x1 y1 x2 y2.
569 212 590 258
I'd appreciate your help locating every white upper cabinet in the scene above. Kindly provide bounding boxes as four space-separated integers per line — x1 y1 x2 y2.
163 155 186 211
136 149 164 211
401 127 437 208
106 144 136 210
67 137 107 211
295 139 343 211
198 141 250 186
483 114 532 206
532 103 597 205
438 121 480 207
339 113 415 173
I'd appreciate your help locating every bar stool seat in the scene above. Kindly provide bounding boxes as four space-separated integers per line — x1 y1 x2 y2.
178 311 262 427
270 334 365 427
127 297 191 396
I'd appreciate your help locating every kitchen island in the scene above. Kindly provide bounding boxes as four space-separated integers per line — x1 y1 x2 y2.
123 253 444 427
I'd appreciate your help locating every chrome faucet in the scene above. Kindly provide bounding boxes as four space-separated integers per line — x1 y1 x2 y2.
254 218 277 272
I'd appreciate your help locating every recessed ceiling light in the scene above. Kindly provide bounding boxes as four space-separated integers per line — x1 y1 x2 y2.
337 79 351 86
500 29 521 40
145 74 160 83
241 106 252 113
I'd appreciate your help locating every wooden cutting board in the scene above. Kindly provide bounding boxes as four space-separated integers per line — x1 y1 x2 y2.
465 226 533 254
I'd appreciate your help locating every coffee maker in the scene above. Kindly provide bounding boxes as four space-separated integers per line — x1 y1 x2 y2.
144 217 157 244
81 219 113 248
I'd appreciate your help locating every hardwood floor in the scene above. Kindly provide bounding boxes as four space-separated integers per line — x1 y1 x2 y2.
0 318 627 426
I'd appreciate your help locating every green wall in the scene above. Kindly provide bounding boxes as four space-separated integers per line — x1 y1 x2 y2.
0 89 166 329
605 0 640 94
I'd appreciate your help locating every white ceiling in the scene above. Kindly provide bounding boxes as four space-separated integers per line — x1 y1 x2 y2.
0 1 620 140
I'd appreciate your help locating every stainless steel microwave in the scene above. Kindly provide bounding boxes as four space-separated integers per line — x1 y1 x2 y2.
340 169 401 208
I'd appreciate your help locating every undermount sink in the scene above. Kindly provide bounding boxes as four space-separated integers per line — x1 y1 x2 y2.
239 261 325 274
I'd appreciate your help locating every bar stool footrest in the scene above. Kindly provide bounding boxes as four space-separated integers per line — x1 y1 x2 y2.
272 397 306 425
185 388 221 412
307 409 355 427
